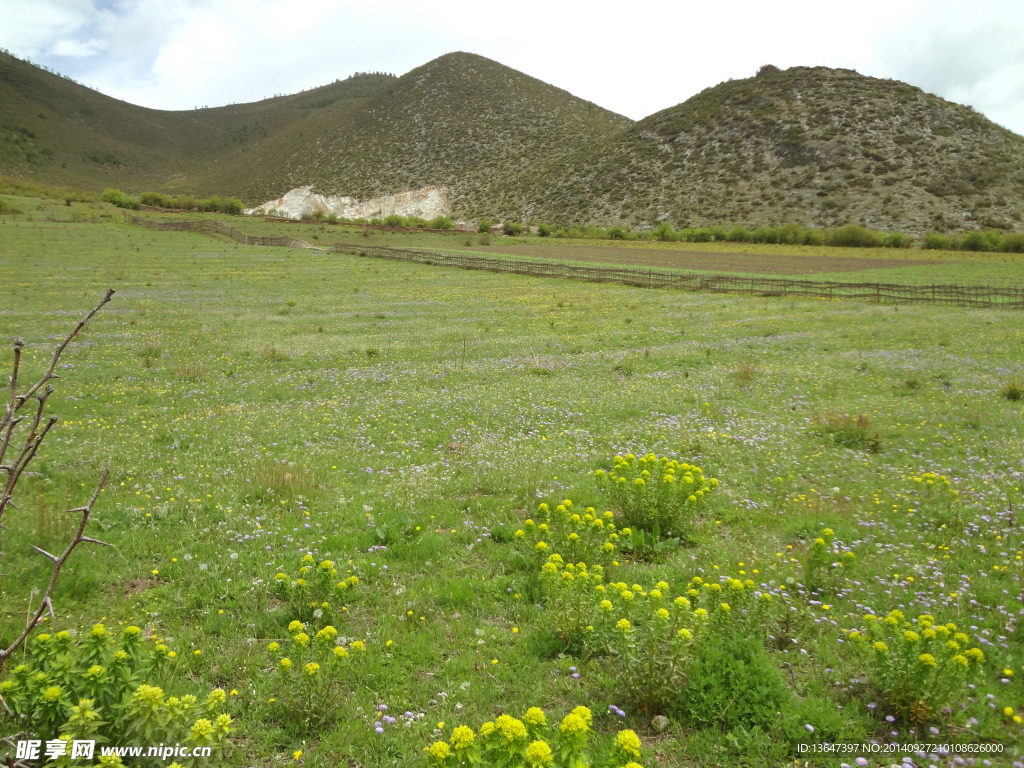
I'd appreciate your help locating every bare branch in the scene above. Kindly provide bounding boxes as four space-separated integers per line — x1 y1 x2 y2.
0 462 110 672
15 288 115 405
0 292 116 675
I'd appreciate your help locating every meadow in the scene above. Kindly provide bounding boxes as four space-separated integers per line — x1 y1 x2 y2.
1 203 1023 768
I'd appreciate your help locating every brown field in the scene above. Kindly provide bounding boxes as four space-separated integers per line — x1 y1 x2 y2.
471 243 937 275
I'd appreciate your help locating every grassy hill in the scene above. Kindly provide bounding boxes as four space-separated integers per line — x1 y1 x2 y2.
205 52 634 213
505 66 1024 233
0 49 394 193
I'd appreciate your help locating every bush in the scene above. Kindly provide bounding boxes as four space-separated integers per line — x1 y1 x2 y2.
802 228 827 246
101 188 138 210
815 412 882 453
266 621 367 736
273 555 360 625
675 631 789 730
428 215 454 230
998 233 1024 252
222 197 244 215
0 625 234 757
960 229 1002 252
828 225 883 248
607 225 629 240
594 453 718 537
1001 376 1024 402
922 232 953 250
537 223 552 237
406 215 428 228
369 217 385 226
502 220 523 236
476 217 493 234
201 196 223 213
655 222 677 241
725 225 750 242
140 191 172 208
847 611 985 722
421 707 644 768
383 214 405 227
882 231 911 248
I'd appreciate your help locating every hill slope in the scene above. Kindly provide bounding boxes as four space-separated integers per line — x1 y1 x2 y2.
0 50 394 192
506 66 1024 233
204 52 633 214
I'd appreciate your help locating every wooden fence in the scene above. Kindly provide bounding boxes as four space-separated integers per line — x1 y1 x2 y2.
125 216 1024 309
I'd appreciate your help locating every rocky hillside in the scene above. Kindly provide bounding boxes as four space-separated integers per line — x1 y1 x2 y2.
505 66 1024 233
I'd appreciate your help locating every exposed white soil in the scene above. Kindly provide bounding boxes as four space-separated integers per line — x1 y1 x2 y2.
244 185 450 220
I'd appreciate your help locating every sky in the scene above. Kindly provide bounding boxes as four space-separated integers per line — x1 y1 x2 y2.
1 0 1023 136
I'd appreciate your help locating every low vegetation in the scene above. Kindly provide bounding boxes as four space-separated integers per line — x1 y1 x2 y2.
0 214 1021 767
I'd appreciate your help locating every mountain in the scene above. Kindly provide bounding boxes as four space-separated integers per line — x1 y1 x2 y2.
3 52 1023 234
203 52 633 213
506 66 1024 232
0 49 394 192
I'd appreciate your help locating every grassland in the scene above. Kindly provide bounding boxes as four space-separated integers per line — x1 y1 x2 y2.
1 205 1023 767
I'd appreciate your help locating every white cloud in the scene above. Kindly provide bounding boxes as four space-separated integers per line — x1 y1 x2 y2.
0 0 1022 135
50 38 106 58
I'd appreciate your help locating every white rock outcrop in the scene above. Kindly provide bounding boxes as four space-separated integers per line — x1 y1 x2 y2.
245 185 450 220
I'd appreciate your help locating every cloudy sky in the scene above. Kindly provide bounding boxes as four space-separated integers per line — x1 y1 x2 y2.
2 0 1023 136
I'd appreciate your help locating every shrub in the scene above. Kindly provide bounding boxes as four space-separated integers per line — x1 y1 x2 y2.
922 232 952 250
847 611 985 722
101 188 138 210
960 229 1001 252
998 233 1024 252
882 231 911 248
541 569 762 713
1001 376 1024 401
266 621 367 735
607 225 629 240
757 64 781 77
309 209 325 221
516 500 621 573
406 215 428 228
537 223 552 237
726 225 750 242
828 225 883 248
594 453 718 537
477 234 490 246
383 214 404 227
802 228 827 245
655 222 677 241
273 555 360 625
0 625 234 756
140 191 172 208
675 631 789 730
222 197 243 215
428 215 454 230
476 217 493 234
421 707 644 768
201 195 223 213
502 220 523 236
814 411 882 453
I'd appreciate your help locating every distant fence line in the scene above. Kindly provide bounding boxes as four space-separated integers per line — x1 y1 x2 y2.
126 216 1024 309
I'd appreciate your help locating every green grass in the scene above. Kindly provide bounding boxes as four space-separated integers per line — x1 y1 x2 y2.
1 216 1023 767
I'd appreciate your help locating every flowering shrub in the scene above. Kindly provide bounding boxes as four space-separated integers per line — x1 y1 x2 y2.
273 554 360 625
846 610 985 722
538 557 607 647
800 527 856 592
593 575 760 712
516 500 621 570
0 624 232 762
265 620 367 735
422 706 644 767
537 558 768 713
594 453 717 537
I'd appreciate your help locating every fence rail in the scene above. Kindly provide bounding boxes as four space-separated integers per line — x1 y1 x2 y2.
125 216 1024 309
